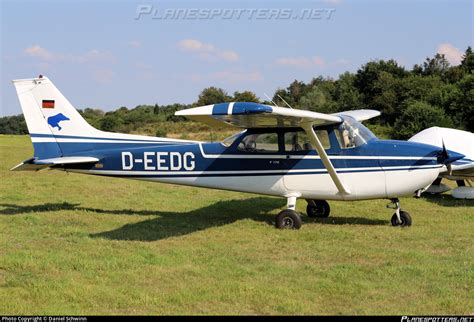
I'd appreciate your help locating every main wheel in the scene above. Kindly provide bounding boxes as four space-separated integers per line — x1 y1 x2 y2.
275 209 302 230
391 210 412 227
306 200 330 218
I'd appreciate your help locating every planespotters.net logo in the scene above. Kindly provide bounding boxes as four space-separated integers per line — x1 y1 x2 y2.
402 317 474 322
134 5 336 21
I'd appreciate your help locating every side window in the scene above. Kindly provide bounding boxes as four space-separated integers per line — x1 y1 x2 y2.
284 130 330 152
237 132 279 153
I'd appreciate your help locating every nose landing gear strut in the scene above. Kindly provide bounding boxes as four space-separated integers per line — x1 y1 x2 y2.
387 198 412 227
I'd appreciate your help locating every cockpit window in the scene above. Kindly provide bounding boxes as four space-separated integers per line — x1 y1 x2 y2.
336 116 376 148
222 130 246 147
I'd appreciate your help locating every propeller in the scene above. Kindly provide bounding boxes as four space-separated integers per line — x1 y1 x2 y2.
437 139 455 175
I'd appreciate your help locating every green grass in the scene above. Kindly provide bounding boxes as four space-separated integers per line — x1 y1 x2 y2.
0 134 473 315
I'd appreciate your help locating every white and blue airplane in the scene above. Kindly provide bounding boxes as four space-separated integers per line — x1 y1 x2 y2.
11 76 466 229
409 127 474 199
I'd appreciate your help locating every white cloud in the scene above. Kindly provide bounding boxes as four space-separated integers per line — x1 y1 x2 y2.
219 50 239 62
177 39 239 62
275 56 325 68
24 45 54 60
23 45 115 64
437 43 463 65
178 39 215 52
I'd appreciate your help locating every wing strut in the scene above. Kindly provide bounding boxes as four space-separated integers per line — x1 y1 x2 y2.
301 122 351 195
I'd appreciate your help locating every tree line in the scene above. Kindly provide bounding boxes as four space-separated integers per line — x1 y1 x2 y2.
1 47 472 139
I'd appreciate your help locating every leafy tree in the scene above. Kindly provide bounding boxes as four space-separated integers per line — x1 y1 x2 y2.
272 80 311 107
333 72 362 111
355 60 407 123
371 71 403 123
299 84 337 113
196 87 231 106
455 74 474 131
461 46 474 74
422 53 450 77
99 115 122 132
0 115 27 134
392 101 454 139
233 91 260 103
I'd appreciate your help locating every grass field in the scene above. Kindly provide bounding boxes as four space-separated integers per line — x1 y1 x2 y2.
0 134 473 315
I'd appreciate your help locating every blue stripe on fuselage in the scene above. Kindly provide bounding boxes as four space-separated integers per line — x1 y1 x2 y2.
62 140 440 176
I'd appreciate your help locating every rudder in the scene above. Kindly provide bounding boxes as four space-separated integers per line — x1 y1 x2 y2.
12 76 100 159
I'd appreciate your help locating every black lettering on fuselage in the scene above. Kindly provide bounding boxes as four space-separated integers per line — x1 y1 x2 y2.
121 151 195 171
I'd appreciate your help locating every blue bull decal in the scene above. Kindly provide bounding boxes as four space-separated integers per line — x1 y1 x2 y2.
47 113 70 131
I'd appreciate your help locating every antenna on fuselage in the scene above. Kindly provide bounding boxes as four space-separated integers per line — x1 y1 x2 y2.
263 93 278 107
276 94 293 109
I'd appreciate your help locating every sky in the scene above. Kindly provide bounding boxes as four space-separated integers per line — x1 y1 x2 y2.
1 0 472 116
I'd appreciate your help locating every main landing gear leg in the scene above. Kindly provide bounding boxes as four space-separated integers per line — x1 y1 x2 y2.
388 198 412 227
275 196 302 230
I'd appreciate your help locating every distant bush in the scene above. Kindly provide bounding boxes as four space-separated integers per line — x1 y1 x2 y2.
155 128 167 137
0 115 27 134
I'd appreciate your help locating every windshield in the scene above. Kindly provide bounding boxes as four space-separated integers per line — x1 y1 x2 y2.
222 130 246 147
336 116 377 148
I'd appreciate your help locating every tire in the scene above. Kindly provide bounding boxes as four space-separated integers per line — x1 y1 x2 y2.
391 210 412 227
276 209 302 229
306 200 330 218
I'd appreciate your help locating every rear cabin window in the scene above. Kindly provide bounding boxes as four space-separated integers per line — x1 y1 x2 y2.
237 133 279 153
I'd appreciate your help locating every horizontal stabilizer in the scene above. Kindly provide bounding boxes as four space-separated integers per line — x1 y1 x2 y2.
11 156 99 171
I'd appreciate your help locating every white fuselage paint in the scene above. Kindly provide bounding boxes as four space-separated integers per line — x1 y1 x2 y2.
69 164 441 201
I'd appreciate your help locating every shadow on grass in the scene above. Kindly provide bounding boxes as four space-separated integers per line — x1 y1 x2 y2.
308 216 387 226
0 202 168 216
421 193 474 207
0 199 390 241
0 199 277 241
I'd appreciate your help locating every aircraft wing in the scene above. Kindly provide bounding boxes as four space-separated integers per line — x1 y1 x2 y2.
175 102 343 128
334 109 381 122
11 156 99 171
177 102 353 195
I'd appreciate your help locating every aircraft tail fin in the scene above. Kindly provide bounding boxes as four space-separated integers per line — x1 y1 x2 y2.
12 76 101 159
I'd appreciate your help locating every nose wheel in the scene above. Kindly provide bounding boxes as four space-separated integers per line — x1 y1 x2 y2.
388 198 412 227
391 210 412 227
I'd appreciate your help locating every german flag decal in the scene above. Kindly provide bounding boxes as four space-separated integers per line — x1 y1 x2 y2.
42 100 55 109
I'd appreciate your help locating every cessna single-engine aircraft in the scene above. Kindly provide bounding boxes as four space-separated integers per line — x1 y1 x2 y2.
11 76 465 229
